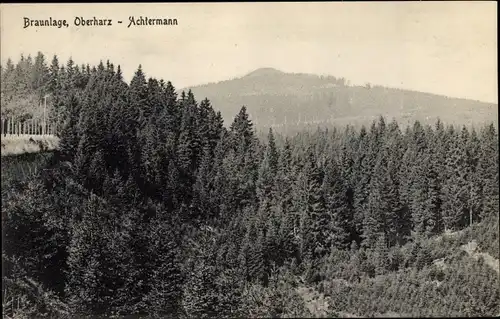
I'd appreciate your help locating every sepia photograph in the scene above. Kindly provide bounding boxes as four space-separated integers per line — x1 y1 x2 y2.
1 2 498 318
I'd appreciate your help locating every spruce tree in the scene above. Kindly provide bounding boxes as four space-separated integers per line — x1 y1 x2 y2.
322 159 351 250
182 234 219 318
477 124 499 220
256 128 279 211
177 90 201 178
275 138 295 228
65 194 119 316
142 219 184 317
126 65 147 139
227 106 259 213
248 229 269 286
191 146 215 223
441 130 468 231
31 51 48 92
58 93 81 159
464 127 482 226
296 149 328 260
353 125 371 237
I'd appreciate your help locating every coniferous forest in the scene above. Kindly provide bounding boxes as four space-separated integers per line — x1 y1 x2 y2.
2 54 499 318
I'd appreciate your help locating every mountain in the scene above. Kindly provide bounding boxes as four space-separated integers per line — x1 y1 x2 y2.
185 68 498 132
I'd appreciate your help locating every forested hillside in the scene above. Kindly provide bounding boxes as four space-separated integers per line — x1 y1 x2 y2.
187 68 498 133
2 55 499 318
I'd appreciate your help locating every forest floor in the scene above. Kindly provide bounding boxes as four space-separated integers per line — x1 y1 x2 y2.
1 135 59 156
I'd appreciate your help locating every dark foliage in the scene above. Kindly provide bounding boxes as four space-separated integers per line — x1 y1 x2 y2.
2 55 498 318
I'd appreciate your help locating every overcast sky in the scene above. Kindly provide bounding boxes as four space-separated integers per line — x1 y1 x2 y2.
0 2 497 103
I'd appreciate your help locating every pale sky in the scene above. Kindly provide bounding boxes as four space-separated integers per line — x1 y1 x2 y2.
0 2 497 103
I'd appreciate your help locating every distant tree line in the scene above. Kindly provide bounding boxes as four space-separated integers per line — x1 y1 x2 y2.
2 55 499 318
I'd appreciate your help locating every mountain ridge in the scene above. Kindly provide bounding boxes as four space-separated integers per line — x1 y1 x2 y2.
186 68 496 104
183 68 497 132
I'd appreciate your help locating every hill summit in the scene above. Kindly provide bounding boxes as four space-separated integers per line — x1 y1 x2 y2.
243 67 285 78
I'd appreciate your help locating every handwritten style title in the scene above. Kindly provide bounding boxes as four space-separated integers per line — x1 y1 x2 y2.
23 16 179 29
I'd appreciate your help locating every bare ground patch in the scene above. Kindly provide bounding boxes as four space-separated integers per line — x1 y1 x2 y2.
461 240 499 274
